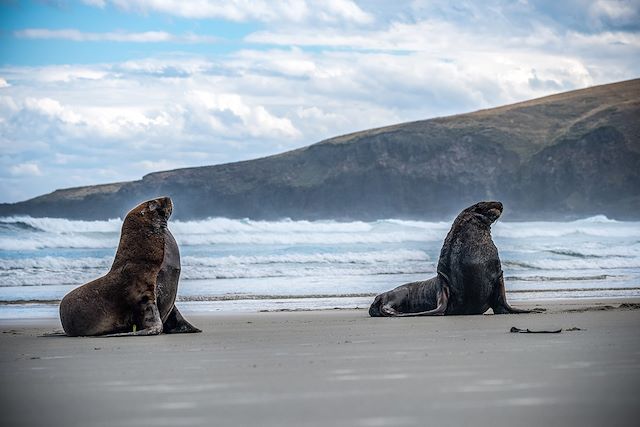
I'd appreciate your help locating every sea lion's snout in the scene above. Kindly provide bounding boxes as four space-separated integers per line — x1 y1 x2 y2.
467 201 503 223
487 208 501 222
158 197 173 219
486 201 503 222
146 197 172 219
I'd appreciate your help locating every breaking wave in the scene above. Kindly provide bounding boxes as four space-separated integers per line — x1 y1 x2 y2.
493 216 640 239
0 216 121 233
0 250 433 287
1 215 638 251
503 256 640 271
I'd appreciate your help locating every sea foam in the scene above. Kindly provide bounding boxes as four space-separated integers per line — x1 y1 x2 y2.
1 215 639 305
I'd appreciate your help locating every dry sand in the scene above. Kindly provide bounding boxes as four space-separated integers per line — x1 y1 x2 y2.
1 299 639 427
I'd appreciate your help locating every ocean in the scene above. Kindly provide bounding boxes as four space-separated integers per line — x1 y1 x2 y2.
1 215 639 319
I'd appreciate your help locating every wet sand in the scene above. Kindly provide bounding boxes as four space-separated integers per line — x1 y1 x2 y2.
1 299 639 427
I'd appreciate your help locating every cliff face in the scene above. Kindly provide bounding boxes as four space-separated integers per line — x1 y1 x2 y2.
2 79 639 220
518 126 640 217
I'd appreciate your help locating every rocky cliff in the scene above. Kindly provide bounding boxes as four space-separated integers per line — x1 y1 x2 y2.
2 79 639 220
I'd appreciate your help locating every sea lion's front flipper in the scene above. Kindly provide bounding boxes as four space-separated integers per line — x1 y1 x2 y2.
381 284 449 317
491 272 540 314
103 289 164 337
163 305 201 334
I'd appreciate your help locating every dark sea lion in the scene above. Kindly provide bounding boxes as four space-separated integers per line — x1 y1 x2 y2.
59 197 200 336
369 201 534 317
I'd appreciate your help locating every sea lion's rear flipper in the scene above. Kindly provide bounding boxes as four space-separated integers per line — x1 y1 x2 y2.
163 305 201 334
491 272 539 314
369 294 384 317
381 284 449 317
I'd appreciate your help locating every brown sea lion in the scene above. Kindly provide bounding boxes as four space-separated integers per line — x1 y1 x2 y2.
369 201 535 317
59 197 200 336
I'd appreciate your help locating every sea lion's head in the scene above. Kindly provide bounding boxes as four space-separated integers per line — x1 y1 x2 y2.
126 197 173 230
464 201 503 225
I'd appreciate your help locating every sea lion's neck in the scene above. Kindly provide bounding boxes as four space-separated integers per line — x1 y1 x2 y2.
111 220 166 271
437 214 491 273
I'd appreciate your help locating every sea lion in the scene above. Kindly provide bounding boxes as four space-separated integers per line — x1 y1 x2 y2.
59 197 200 336
369 201 534 317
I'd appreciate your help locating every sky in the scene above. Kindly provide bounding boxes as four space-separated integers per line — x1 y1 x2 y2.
1 0 639 203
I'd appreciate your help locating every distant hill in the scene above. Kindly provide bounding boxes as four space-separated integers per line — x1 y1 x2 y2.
2 79 639 220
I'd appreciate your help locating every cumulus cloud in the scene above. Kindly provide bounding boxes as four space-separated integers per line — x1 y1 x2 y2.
588 0 640 26
115 57 214 77
0 60 305 195
186 90 301 139
9 163 42 177
14 28 216 43
24 97 83 124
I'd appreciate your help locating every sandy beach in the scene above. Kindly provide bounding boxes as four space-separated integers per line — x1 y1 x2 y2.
1 299 639 427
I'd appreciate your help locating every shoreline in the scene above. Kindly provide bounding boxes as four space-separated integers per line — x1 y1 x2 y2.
3 285 640 305
1 298 639 426
1 295 639 322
